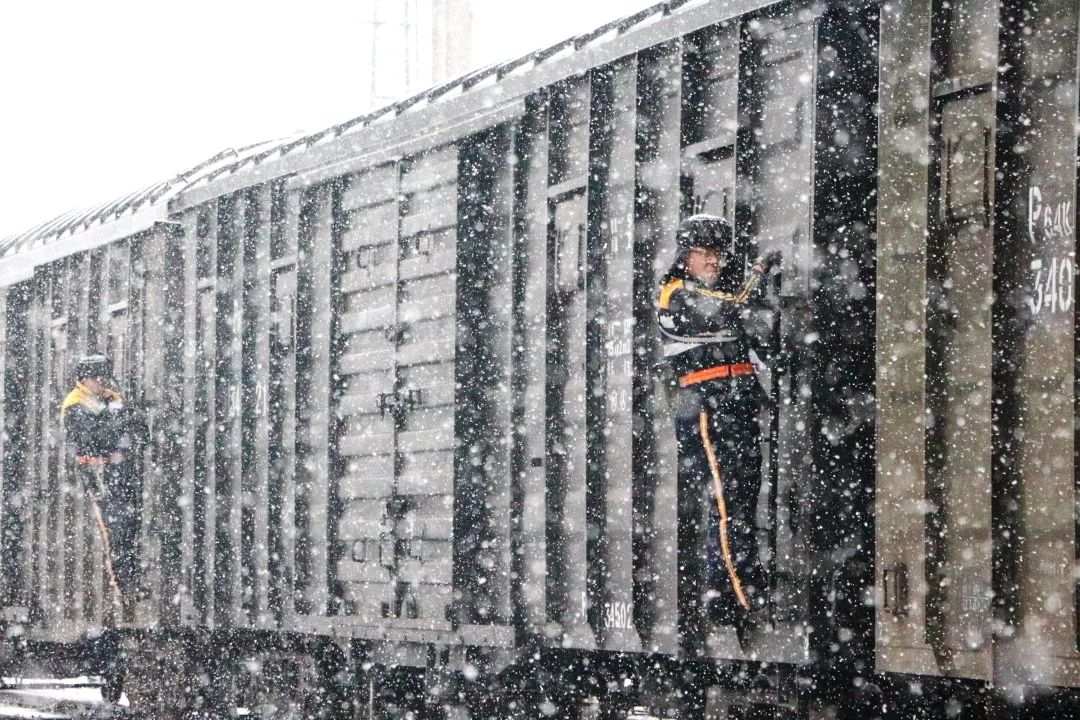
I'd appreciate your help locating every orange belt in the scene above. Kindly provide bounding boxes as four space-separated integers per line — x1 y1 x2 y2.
76 455 108 466
678 362 755 388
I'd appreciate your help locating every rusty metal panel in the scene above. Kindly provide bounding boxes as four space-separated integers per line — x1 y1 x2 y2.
923 89 996 680
993 0 1080 688
875 0 938 677
877 0 1001 682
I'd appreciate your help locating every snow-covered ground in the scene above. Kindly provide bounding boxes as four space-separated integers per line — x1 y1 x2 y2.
0 678 120 719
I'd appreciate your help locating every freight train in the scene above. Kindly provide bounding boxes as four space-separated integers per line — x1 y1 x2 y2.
0 0 1077 716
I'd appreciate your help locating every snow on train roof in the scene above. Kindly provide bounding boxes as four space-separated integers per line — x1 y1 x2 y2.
0 0 715 268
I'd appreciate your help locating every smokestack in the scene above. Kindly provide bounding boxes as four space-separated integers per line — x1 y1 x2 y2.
359 0 474 112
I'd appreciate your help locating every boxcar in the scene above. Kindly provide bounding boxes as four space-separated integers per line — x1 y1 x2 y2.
0 0 1078 717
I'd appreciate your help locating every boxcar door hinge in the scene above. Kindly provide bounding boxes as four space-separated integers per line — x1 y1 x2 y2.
882 562 909 617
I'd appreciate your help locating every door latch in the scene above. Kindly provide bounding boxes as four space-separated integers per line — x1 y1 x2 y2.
377 388 423 419
882 562 909 617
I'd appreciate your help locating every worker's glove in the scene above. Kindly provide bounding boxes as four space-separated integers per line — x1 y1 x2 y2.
756 249 782 273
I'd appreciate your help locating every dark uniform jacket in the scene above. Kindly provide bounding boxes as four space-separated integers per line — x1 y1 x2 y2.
61 382 126 460
657 263 767 378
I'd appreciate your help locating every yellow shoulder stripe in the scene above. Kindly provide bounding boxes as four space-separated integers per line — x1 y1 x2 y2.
61 385 88 421
658 279 684 310
60 382 123 421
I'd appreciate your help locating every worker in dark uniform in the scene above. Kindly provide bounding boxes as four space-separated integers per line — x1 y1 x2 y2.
657 215 779 649
61 355 144 609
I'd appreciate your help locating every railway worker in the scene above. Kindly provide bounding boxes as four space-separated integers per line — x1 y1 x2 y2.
656 214 779 648
61 354 144 609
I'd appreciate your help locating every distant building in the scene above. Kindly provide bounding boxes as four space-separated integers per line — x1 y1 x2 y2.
358 0 474 111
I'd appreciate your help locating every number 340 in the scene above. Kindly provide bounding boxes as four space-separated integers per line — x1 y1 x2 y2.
1028 255 1075 315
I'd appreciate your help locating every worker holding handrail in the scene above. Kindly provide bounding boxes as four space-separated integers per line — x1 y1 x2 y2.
657 215 779 650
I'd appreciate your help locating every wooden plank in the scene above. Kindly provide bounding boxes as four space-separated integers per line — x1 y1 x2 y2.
403 182 458 215
400 204 457 238
396 450 454 496
341 202 398 251
338 431 395 458
340 257 397 293
395 334 455 368
344 284 395 314
339 305 395 335
338 347 395 376
394 363 455 408
340 164 398 212
397 423 454 455
401 146 458 193
398 292 455 325
337 473 395 501
397 247 456 282
337 499 392 537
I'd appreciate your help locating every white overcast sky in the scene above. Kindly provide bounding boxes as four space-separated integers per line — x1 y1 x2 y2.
0 1 657 240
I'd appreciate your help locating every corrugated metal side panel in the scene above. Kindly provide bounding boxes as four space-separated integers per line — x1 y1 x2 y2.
0 284 30 611
270 189 302 625
512 96 550 635
295 183 335 618
192 202 220 627
454 126 516 627
588 59 643 652
741 14 819 658
157 224 188 627
217 194 245 626
633 42 682 656
243 184 274 628
178 207 202 625
544 77 595 650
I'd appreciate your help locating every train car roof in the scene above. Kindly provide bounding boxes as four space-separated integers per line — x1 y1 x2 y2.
0 0 804 283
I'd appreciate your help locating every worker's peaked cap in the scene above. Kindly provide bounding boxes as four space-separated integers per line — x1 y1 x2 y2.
676 214 733 252
75 355 113 381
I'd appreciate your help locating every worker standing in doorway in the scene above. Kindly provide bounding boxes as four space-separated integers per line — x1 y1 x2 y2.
657 215 779 649
61 355 144 614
